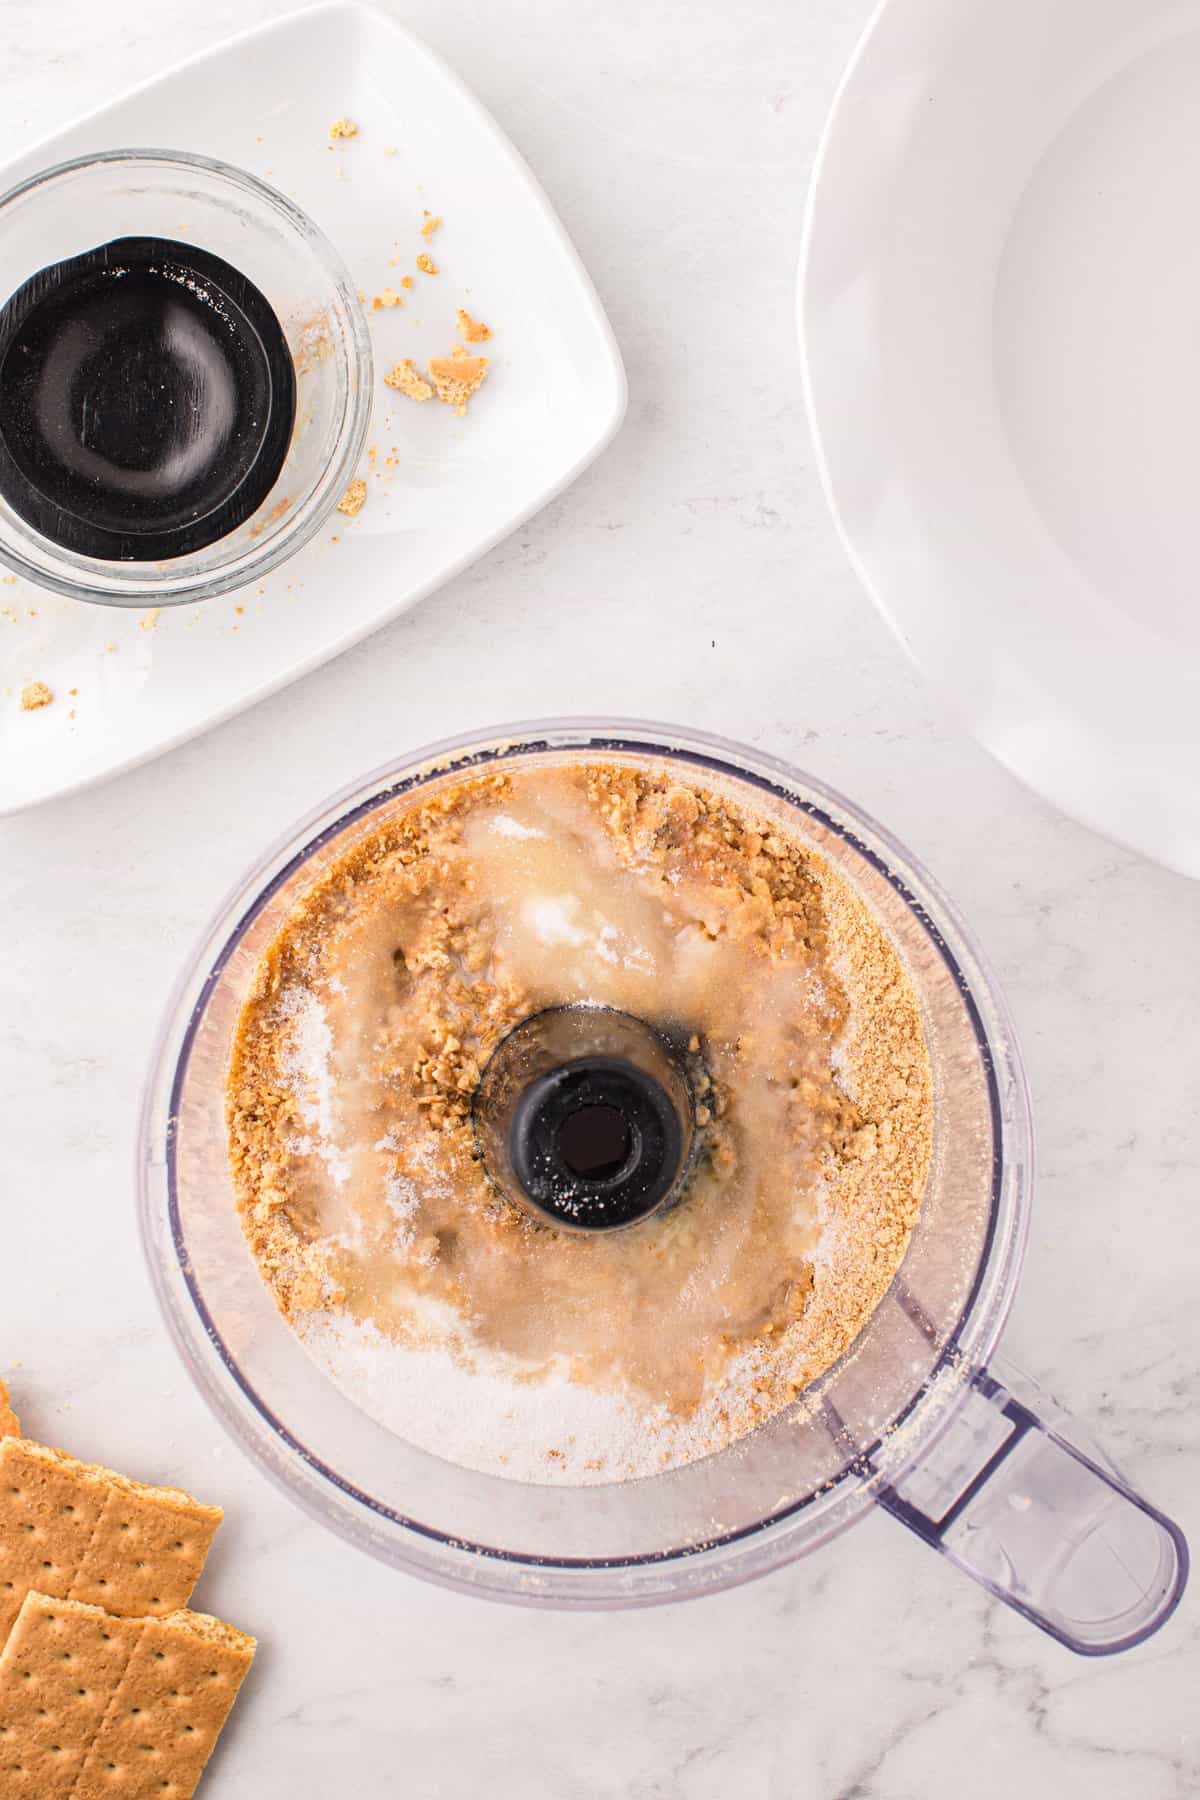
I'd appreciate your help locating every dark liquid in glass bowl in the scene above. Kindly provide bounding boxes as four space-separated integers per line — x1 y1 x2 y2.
0 236 296 562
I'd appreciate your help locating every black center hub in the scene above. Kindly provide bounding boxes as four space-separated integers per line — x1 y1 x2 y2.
509 1054 684 1229
473 1005 702 1232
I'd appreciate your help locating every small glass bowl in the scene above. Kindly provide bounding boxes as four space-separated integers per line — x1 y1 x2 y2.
0 148 372 606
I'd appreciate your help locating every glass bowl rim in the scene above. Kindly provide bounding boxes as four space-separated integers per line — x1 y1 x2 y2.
0 146 373 606
138 717 1034 1606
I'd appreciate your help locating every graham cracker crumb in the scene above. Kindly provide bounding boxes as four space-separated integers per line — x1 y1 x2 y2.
400 275 414 290
372 288 403 310
337 479 368 518
329 117 358 140
141 608 161 632
416 252 438 275
420 213 442 239
20 681 52 712
429 350 489 412
384 358 433 402
456 307 492 343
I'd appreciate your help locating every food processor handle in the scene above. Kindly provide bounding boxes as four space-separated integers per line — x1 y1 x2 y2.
876 1353 1188 1654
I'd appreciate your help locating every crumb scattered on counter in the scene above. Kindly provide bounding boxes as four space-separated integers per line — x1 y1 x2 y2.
372 288 403 310
384 358 433 402
456 307 492 343
20 681 52 712
141 607 161 632
383 145 397 157
429 348 489 414
416 252 438 275
337 479 368 517
400 275 414 290
329 116 358 140
420 213 442 239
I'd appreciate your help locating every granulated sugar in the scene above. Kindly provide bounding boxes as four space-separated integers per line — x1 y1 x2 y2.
277 988 352 1188
297 1308 781 1485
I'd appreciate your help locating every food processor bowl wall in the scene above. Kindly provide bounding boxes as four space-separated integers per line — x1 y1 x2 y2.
139 720 1188 1640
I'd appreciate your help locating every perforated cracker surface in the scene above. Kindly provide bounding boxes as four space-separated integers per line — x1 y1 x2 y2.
0 1441 221 1642
0 1591 254 1798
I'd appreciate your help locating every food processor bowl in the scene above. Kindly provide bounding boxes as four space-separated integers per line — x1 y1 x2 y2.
139 721 1187 1649
0 149 371 605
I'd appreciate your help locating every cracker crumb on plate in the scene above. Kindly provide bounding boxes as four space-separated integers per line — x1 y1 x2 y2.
384 358 433 402
429 349 489 413
456 307 492 342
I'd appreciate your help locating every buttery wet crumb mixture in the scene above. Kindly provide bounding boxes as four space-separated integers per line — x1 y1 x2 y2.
226 759 932 1484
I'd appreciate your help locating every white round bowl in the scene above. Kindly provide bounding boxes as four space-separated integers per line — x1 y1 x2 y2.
801 0 1200 878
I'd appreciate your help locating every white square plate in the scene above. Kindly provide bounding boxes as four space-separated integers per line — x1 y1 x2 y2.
0 2 626 814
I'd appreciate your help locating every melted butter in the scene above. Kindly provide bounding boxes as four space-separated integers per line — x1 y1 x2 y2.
271 767 854 1414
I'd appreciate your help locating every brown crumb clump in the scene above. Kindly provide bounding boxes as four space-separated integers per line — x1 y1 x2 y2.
429 349 489 414
329 117 358 139
384 358 433 402
456 307 492 343
20 681 52 712
420 213 442 238
372 288 403 310
416 252 438 275
337 479 368 518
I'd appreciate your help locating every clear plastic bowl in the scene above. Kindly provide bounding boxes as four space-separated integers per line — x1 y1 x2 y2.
0 149 371 605
139 720 1187 1648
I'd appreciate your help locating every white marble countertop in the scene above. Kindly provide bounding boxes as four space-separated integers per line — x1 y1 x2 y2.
2 1 1198 1794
